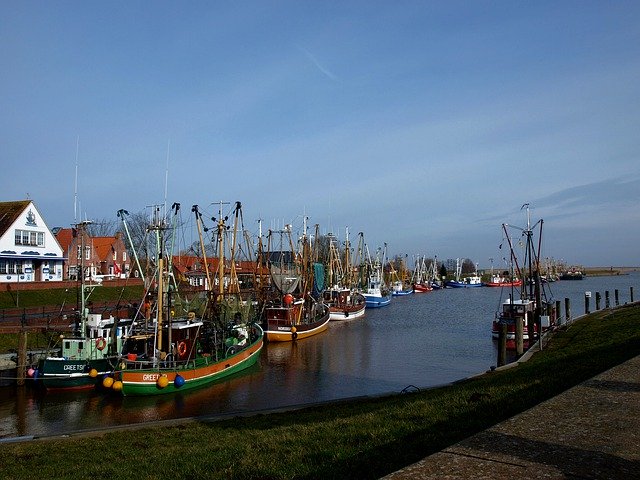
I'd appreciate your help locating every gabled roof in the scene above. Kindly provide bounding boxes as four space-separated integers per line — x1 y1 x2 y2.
0 200 31 237
172 255 218 275
54 228 124 262
92 236 120 261
55 227 76 253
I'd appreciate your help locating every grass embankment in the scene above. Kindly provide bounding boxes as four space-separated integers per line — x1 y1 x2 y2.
0 285 145 353
3 304 640 479
0 285 144 309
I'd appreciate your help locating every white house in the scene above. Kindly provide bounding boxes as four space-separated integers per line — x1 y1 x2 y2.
0 200 65 283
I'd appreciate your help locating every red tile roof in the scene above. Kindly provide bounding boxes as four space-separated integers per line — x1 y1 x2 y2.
55 228 75 253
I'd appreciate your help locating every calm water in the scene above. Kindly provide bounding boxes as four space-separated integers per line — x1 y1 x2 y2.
1 271 637 439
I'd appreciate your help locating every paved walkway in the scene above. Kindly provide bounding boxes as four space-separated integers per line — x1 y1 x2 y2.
383 354 640 479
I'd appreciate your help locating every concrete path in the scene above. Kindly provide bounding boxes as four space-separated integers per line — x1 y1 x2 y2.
383 354 640 479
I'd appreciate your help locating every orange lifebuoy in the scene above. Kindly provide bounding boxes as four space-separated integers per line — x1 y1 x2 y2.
177 341 187 358
96 337 107 351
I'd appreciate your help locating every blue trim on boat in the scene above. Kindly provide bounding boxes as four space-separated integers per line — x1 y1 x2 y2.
363 294 392 307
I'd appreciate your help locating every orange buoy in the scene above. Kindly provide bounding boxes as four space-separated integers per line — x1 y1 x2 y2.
157 374 169 388
102 376 114 388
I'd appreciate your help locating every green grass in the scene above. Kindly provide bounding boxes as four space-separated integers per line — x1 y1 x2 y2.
0 285 145 309
2 305 640 479
0 331 61 354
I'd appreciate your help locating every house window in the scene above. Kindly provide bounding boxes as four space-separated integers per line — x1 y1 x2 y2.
85 245 91 260
77 246 82 259
113 251 117 261
4 261 23 275
122 251 127 262
14 229 45 247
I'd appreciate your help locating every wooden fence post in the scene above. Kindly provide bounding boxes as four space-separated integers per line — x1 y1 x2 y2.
498 322 507 367
585 292 590 314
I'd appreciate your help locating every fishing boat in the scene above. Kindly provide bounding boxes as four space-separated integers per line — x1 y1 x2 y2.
107 202 264 396
356 234 392 307
263 222 331 341
411 255 434 292
485 274 522 288
391 280 414 295
492 296 537 349
491 204 556 351
412 282 432 293
560 268 584 280
323 230 366 321
390 256 414 296
445 258 483 288
35 221 133 390
325 287 366 320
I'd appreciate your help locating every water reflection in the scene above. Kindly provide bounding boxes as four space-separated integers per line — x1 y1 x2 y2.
1 271 637 439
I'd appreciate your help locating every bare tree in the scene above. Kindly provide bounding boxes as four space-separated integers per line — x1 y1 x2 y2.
86 218 117 237
461 258 477 274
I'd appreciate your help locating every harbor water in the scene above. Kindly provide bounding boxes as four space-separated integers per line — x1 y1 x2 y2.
0 271 637 439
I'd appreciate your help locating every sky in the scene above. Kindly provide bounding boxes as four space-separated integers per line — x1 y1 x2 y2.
2 1 639 268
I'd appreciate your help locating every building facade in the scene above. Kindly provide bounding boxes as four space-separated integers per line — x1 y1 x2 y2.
55 225 130 280
0 200 65 283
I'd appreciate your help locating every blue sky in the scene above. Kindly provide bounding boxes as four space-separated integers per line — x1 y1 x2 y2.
2 1 639 267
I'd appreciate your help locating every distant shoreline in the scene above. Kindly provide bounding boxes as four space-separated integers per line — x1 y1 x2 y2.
583 267 639 276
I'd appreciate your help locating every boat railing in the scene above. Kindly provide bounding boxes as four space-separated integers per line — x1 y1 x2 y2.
120 355 205 370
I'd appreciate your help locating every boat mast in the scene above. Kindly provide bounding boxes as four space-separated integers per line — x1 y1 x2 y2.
149 206 165 354
228 202 242 296
117 209 146 284
192 205 212 290
344 228 351 288
77 220 92 338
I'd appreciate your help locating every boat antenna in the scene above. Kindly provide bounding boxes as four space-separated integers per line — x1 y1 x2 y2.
74 135 79 223
164 139 170 216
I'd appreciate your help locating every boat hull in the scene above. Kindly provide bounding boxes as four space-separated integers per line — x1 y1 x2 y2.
485 280 522 288
325 291 366 321
446 281 483 288
392 289 413 296
412 283 432 293
363 293 391 308
37 357 115 390
492 320 536 350
265 310 330 341
115 327 264 396
329 303 366 321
